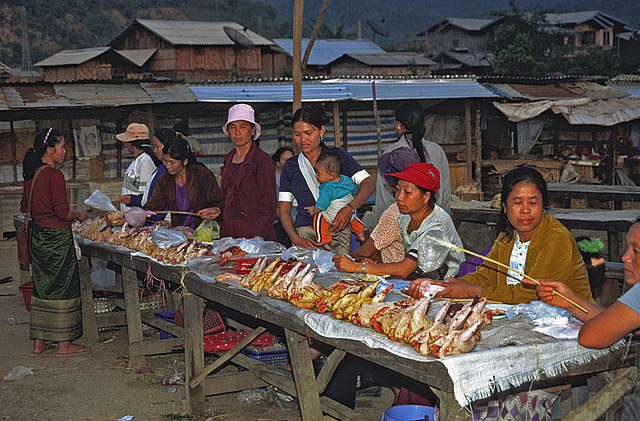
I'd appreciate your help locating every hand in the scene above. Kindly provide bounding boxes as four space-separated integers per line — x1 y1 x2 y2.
76 210 87 222
403 278 434 298
524 279 574 309
292 235 316 249
118 195 131 205
428 278 482 299
332 254 359 273
330 206 351 232
304 206 316 215
198 207 220 220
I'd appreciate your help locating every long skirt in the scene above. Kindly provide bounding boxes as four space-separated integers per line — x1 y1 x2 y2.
29 222 82 342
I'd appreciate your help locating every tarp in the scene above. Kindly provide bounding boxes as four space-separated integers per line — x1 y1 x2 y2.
494 98 640 126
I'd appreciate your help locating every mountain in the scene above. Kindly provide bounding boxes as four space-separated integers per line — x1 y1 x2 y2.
0 0 638 68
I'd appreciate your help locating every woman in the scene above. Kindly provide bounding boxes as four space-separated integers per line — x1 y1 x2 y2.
351 147 421 264
216 104 277 240
531 217 640 349
279 106 375 253
406 166 595 305
272 146 295 247
333 163 463 279
20 128 90 356
117 123 161 211
373 100 451 225
143 137 221 228
119 128 176 209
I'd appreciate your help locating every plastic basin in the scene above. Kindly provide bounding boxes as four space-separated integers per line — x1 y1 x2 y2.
381 405 434 421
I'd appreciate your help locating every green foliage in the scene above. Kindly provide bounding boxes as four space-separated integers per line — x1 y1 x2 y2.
305 14 350 39
564 50 621 76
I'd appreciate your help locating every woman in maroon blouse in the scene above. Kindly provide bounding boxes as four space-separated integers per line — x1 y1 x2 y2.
214 104 277 241
20 128 90 356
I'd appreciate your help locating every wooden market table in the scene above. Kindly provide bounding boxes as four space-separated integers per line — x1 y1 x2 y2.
451 201 638 262
76 240 640 421
546 183 640 210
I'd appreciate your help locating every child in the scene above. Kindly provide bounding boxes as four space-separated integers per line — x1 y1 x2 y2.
305 152 366 245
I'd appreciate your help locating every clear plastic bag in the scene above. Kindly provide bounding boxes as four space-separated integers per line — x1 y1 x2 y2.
416 228 455 274
84 189 117 212
192 220 220 242
312 249 336 273
237 237 285 255
125 207 156 226
151 229 188 249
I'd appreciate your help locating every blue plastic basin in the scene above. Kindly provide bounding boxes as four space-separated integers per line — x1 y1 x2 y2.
381 405 434 421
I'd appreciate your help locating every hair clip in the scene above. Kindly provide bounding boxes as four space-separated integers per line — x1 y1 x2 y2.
43 128 53 148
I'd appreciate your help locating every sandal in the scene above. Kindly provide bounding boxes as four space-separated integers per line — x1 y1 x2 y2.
30 343 57 357
57 344 91 357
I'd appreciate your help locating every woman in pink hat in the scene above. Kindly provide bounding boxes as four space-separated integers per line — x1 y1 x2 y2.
213 104 277 240
333 162 464 279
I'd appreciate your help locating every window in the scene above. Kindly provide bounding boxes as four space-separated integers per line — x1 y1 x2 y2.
582 31 595 45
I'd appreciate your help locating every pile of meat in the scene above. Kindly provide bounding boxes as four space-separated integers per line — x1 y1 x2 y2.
215 258 492 357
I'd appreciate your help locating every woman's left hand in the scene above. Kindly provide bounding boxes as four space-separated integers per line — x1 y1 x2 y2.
332 254 359 273
428 278 483 299
198 207 221 220
330 206 352 232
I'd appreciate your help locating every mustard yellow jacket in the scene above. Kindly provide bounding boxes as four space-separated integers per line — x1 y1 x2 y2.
460 214 594 305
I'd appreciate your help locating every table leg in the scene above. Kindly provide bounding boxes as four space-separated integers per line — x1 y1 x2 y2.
78 256 99 343
607 231 620 262
122 266 145 364
431 387 470 421
285 329 324 420
184 293 205 416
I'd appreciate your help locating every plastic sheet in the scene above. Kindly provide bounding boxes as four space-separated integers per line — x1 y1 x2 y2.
506 301 580 340
84 189 117 212
151 229 188 249
237 237 285 255
280 247 336 273
125 207 155 226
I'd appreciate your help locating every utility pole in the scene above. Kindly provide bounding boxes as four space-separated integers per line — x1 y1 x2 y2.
21 6 33 71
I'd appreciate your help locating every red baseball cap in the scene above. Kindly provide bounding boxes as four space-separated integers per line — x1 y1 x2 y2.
385 162 440 193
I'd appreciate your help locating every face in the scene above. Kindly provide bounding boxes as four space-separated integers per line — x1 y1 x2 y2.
227 120 255 149
278 150 293 169
151 136 164 160
163 154 188 176
48 136 67 164
395 179 429 215
314 163 334 184
503 181 544 242
622 224 640 285
293 121 325 154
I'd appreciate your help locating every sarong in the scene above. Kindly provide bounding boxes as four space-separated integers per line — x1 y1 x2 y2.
29 222 82 342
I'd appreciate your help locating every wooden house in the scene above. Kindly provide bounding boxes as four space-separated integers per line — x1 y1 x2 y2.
543 11 632 52
417 18 495 58
108 19 289 81
327 53 434 77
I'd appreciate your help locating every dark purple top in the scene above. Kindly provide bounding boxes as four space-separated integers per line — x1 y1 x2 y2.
175 182 195 229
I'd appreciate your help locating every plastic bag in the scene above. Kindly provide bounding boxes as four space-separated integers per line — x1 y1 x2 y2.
3 366 32 381
312 249 336 273
125 207 155 226
84 190 117 212
237 237 285 255
416 228 456 274
151 229 188 249
192 220 220 242
506 301 580 339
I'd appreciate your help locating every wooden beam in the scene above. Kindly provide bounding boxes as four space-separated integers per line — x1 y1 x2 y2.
184 293 205 416
465 99 472 183
285 329 323 420
333 102 340 147
302 0 330 72
292 0 304 114
79 256 99 343
10 121 17 183
122 266 145 364
474 107 483 197
342 108 348 151
316 349 346 393
372 81 382 159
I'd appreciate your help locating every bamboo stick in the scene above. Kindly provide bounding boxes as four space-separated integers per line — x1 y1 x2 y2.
424 235 589 313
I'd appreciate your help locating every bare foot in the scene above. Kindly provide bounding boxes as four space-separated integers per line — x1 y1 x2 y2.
58 342 92 356
356 233 366 242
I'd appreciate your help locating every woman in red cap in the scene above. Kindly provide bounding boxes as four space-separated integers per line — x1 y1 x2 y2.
333 162 464 279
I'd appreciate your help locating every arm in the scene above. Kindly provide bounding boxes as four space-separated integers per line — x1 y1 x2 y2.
350 237 380 262
332 254 418 278
199 166 222 220
65 209 87 222
305 205 322 216
279 200 315 249
579 302 640 348
331 176 375 232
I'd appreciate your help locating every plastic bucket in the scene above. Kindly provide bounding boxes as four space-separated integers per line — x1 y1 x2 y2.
381 405 434 421
19 281 33 311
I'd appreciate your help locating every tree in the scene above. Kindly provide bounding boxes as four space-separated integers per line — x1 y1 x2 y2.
305 14 349 39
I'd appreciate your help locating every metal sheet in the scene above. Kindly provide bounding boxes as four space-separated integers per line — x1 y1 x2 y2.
35 47 110 67
2 85 75 108
273 39 385 66
54 84 153 107
141 82 197 103
137 20 274 47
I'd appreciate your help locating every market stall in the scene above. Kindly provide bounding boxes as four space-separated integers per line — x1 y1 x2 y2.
71 231 639 421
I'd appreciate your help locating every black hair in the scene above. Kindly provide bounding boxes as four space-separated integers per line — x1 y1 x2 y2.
163 137 197 167
130 138 162 167
497 166 549 240
395 101 427 163
291 106 330 129
153 128 177 145
173 120 189 135
272 146 294 163
23 128 65 180
316 151 342 176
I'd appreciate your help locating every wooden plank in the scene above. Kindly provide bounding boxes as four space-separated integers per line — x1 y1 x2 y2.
130 337 184 356
431 387 470 421
96 312 126 328
79 256 99 343
121 266 145 364
184 293 205 416
564 367 636 420
316 349 346 394
203 372 267 396
285 329 324 420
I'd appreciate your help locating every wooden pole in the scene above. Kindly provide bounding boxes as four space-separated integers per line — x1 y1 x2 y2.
333 102 340 147
10 121 17 183
465 99 472 183
342 108 348 152
302 0 330 72
475 107 483 198
67 118 76 180
372 81 382 159
292 0 304 155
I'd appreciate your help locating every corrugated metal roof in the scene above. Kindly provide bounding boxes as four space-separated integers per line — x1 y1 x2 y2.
115 49 156 67
544 11 631 30
35 47 110 67
273 39 385 66
421 18 495 35
141 82 198 103
2 85 75 108
134 20 275 47
443 51 493 67
335 53 436 66
54 84 153 107
190 78 498 103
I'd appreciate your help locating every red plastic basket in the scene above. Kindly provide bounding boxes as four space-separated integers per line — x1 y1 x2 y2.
173 305 225 335
202 331 278 353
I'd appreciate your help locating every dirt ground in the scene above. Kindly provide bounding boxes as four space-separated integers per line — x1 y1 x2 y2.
0 240 394 421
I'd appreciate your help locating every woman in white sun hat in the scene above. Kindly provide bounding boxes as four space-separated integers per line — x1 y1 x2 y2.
212 104 277 241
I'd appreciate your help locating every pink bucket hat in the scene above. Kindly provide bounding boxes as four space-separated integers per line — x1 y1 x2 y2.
222 104 261 140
